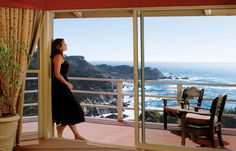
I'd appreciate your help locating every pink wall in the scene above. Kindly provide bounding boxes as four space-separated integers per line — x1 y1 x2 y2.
1 0 236 10
0 0 45 9
45 0 236 10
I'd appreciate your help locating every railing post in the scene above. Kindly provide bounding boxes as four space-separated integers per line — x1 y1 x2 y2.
117 80 123 122
177 83 183 100
177 83 183 125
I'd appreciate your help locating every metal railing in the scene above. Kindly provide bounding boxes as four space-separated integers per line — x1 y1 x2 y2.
24 77 236 121
24 77 38 108
69 77 236 121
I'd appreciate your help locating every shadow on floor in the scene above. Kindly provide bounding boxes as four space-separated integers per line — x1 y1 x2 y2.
169 129 230 149
14 138 139 151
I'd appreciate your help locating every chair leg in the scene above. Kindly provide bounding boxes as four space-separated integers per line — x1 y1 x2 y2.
217 128 224 147
181 128 186 145
181 113 187 146
210 128 216 148
164 110 167 129
190 133 197 142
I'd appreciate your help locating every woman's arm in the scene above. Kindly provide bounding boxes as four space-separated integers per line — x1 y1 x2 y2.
53 54 73 90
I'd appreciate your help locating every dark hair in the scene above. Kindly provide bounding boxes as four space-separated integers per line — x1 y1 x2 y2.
50 38 64 59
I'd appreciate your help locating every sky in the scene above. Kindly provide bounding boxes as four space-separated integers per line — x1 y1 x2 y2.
54 16 236 62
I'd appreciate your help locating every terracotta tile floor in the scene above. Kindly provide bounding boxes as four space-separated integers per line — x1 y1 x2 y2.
14 139 138 151
21 118 236 150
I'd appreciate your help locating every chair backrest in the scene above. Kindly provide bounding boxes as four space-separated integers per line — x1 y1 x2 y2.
217 95 227 122
182 87 204 107
209 95 227 123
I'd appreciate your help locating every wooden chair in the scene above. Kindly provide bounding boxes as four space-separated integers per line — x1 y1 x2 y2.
163 86 204 129
181 95 227 148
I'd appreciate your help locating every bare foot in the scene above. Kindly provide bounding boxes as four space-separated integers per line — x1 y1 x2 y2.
75 135 87 141
56 125 66 138
57 131 63 138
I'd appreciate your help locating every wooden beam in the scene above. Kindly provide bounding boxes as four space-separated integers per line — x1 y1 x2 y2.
73 12 82 18
54 10 133 18
204 9 212 16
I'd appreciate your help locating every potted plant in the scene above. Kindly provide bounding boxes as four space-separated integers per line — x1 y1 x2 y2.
0 37 28 150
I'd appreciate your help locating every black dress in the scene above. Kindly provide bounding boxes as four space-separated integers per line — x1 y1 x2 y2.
52 60 85 126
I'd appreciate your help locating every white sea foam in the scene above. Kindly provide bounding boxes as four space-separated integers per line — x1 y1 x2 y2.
107 62 236 111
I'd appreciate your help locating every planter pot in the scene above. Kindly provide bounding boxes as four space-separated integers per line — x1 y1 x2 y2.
0 114 20 151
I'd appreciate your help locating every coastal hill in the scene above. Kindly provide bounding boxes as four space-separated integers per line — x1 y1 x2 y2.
28 52 165 80
65 55 165 80
64 55 165 117
25 53 236 126
26 53 165 117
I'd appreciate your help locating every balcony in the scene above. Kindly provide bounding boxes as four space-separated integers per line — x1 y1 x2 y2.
20 77 236 150
17 117 236 150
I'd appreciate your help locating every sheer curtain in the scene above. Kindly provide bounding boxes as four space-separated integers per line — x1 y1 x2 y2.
0 7 45 143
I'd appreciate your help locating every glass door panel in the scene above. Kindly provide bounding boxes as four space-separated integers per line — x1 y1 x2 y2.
135 9 236 151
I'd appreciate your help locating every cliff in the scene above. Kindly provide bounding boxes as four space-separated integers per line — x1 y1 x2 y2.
95 64 164 80
25 54 165 117
66 55 164 80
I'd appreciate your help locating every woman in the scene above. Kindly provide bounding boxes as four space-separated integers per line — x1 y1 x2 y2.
51 38 86 140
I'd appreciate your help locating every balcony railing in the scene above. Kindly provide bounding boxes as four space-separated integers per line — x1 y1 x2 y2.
24 77 236 123
24 77 38 108
69 77 236 121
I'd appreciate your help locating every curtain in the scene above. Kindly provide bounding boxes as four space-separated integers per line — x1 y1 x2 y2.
0 7 45 143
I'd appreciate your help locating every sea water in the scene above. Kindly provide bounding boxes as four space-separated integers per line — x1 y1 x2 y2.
91 61 236 120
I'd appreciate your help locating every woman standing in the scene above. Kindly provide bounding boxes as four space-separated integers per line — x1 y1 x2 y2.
51 38 86 140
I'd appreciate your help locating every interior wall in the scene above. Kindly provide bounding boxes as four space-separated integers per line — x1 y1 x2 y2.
0 0 45 9
1 0 236 10
45 0 236 10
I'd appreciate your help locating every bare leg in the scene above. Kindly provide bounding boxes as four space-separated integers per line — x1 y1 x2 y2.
56 125 66 138
69 125 87 141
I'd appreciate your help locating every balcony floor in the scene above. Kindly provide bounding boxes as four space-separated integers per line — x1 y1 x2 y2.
16 118 236 151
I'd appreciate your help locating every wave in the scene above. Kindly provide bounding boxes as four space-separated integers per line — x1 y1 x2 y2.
122 78 236 110
96 61 236 110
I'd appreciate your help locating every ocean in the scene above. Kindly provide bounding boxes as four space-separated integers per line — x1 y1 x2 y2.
91 61 236 119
